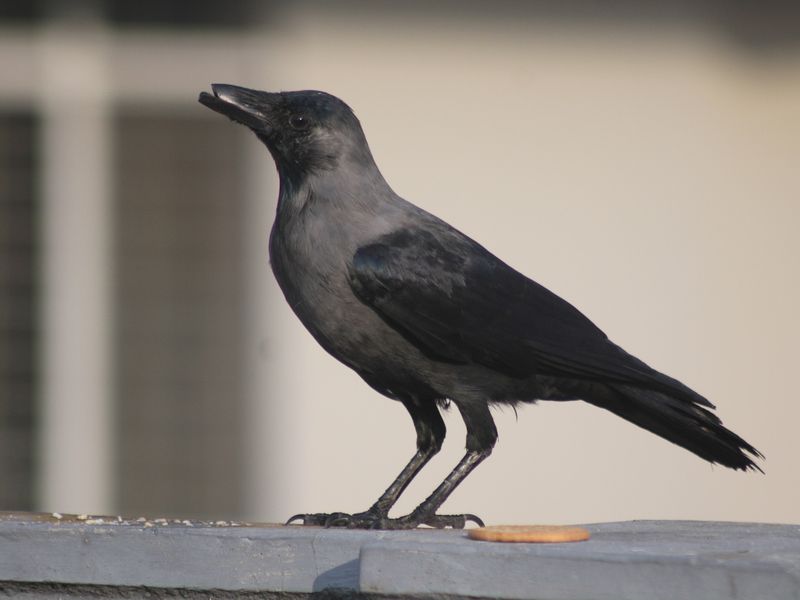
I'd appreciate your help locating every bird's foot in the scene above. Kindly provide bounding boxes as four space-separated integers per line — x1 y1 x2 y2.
285 510 384 528
286 509 483 530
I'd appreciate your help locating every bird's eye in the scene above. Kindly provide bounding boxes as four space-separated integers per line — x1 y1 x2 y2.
289 114 310 131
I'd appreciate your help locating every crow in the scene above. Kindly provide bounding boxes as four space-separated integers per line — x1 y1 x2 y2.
199 84 762 530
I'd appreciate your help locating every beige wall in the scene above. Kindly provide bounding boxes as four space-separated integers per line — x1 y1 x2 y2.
248 8 799 525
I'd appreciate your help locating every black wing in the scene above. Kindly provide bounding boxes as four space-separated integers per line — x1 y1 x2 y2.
348 227 711 406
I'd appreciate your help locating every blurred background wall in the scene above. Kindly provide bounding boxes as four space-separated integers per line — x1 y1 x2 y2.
0 0 797 525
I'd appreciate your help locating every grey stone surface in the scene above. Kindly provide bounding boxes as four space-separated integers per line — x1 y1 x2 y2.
1 513 798 599
0 512 456 593
360 520 800 600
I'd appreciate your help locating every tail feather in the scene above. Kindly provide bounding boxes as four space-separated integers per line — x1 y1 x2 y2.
591 383 763 472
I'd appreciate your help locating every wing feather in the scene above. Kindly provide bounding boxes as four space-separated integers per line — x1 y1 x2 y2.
348 227 711 406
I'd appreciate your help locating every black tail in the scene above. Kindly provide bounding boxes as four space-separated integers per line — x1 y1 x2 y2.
588 383 763 472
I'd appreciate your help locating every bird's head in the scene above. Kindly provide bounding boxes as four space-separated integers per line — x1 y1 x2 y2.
199 84 375 183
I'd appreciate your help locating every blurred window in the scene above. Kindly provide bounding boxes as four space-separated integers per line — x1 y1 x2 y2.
112 111 249 518
0 113 38 510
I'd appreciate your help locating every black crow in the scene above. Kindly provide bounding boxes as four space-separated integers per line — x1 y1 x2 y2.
199 84 762 529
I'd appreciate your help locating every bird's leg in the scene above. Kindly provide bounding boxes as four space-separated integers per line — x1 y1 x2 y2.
387 401 497 529
366 445 438 516
286 397 445 528
290 400 496 530
395 447 491 529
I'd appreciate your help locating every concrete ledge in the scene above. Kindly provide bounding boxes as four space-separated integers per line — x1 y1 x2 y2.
1 513 798 599
360 521 800 600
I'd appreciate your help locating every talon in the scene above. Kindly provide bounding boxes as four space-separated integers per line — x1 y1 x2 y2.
285 512 332 527
464 513 485 527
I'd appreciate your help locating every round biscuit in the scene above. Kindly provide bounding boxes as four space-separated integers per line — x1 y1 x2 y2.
468 524 590 543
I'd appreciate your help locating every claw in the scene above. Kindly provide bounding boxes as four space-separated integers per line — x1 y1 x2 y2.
285 512 337 526
285 513 306 525
464 513 485 527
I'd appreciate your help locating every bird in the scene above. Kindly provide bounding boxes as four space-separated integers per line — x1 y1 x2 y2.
198 84 762 530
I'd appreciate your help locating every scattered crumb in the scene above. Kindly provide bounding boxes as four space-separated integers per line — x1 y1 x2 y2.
43 515 252 528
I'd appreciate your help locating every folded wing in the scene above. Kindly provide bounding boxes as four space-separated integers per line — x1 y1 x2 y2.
348 227 712 408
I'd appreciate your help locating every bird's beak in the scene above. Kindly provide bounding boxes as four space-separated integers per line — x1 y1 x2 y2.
198 83 277 132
